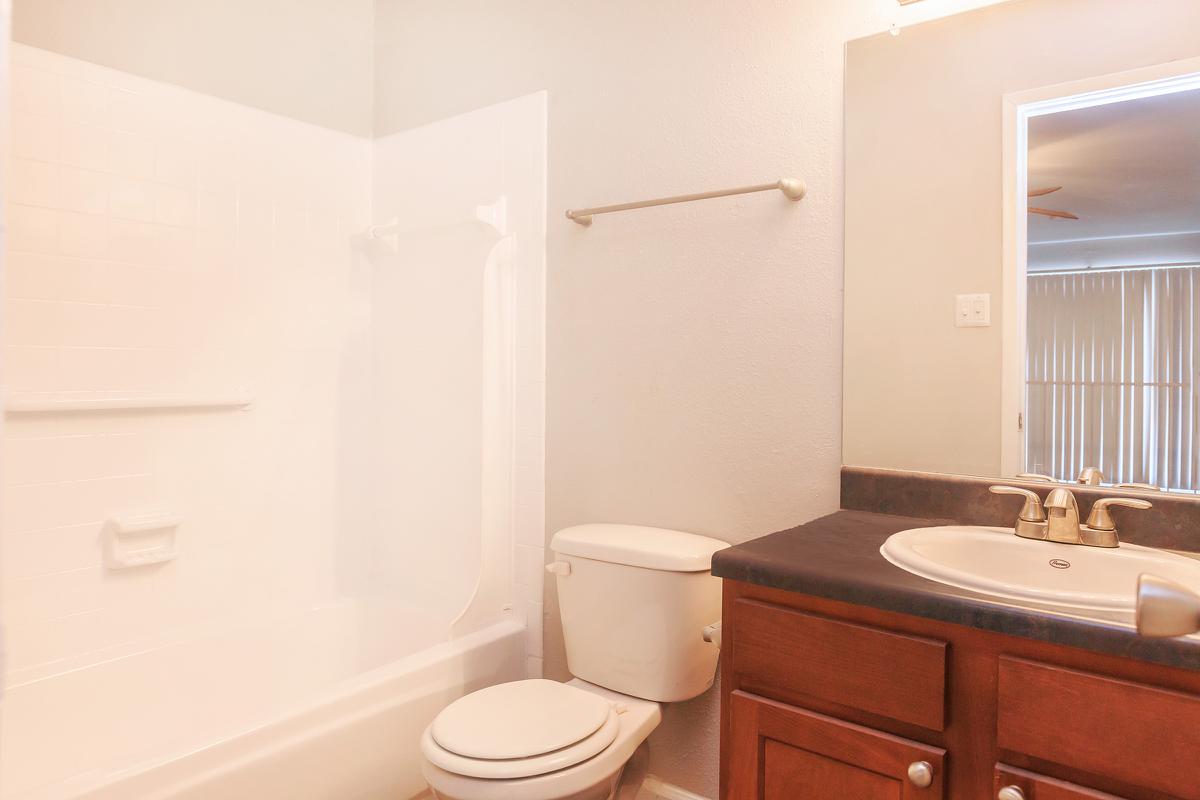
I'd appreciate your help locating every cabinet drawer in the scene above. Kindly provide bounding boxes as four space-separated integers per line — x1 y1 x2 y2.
728 691 945 800
995 765 1127 800
997 657 1200 799
730 598 947 730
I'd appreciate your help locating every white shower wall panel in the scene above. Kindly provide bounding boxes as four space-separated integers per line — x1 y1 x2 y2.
1 44 374 797
1 47 546 800
370 92 547 671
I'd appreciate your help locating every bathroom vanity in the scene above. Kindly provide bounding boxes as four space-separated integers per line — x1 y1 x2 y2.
712 507 1200 800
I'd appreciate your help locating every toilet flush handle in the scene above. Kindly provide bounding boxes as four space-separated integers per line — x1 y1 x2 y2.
545 561 572 577
702 622 722 648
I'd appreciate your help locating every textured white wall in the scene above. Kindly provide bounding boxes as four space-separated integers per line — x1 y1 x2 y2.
375 1 1011 796
12 0 375 136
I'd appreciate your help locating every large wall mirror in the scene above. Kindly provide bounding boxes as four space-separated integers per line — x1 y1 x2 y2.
844 0 1200 494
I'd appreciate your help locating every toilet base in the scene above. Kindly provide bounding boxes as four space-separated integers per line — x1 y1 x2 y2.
421 680 662 800
428 765 621 800
428 741 651 800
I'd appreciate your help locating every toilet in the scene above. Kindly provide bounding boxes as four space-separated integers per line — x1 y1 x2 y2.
420 523 729 800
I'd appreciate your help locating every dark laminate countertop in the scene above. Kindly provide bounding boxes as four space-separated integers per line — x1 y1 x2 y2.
711 509 1200 671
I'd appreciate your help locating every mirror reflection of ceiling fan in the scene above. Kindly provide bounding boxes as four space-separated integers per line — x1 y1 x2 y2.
1028 186 1079 220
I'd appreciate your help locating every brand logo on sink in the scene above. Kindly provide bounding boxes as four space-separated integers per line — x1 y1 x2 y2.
1049 558 1071 570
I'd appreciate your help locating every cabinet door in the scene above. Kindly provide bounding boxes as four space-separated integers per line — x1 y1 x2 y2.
998 658 1200 799
728 690 945 800
995 765 1128 800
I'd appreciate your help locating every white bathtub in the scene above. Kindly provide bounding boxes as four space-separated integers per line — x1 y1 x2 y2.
2 618 526 800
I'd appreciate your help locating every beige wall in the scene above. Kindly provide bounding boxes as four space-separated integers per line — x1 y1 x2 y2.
12 0 374 135
843 0 1200 480
375 1 1008 795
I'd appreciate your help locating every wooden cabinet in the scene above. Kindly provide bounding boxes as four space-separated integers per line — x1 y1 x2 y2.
730 599 947 730
720 581 1200 800
995 766 1128 800
996 658 1200 798
728 691 944 799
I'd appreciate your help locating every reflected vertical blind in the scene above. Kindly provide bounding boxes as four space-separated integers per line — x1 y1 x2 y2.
1026 266 1200 491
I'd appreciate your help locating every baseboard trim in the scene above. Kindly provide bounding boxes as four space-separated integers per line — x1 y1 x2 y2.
640 775 711 800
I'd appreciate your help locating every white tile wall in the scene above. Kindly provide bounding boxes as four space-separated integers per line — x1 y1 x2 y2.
1 47 545 798
2 42 370 711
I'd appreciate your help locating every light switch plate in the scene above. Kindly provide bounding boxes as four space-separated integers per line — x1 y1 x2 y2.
955 293 991 327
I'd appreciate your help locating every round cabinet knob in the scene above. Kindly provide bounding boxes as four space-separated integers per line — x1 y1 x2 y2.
998 786 1026 800
906 761 933 788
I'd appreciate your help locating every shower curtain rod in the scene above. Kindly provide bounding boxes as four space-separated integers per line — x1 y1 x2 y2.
565 177 806 226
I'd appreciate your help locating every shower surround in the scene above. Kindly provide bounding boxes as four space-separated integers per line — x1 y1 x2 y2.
1 44 545 799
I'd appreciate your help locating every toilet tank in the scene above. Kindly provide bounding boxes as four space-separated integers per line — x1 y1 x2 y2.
549 524 729 703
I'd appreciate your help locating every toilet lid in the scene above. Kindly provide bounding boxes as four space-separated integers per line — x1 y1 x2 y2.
431 679 612 760
421 704 621 779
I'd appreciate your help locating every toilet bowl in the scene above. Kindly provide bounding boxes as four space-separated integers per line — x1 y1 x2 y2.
419 524 728 800
421 679 661 800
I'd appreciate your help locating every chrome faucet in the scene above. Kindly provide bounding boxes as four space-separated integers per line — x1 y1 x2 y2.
1044 487 1082 543
990 485 1152 548
1014 467 1103 485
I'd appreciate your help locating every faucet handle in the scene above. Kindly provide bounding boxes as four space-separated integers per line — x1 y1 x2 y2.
989 485 1047 522
991 486 1049 540
1016 472 1056 483
1117 482 1161 492
1085 497 1152 532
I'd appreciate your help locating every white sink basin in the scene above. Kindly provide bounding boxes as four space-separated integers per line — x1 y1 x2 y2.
881 526 1200 618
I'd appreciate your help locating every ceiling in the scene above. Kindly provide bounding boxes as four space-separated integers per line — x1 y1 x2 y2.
1027 85 1200 271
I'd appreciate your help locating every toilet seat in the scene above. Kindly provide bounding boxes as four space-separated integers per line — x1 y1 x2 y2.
422 706 619 779
422 679 623 780
421 679 665 800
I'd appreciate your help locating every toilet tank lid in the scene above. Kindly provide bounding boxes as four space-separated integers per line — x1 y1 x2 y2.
551 524 729 572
